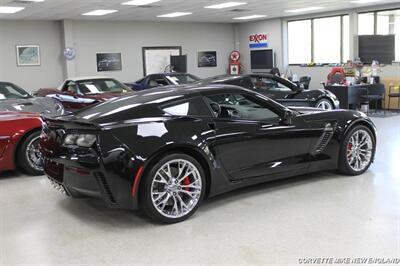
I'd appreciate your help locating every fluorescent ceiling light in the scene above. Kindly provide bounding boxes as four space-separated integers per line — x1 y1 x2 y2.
82 9 118 16
157 12 192 18
285 7 324 13
0 6 25 14
205 2 247 9
350 0 382 3
121 0 161 5
233 14 267 20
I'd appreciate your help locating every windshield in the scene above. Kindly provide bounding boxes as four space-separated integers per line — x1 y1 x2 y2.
77 79 129 94
0 82 31 100
165 74 200 85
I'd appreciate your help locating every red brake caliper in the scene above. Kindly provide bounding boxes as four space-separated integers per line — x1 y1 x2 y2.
347 143 352 157
183 176 190 191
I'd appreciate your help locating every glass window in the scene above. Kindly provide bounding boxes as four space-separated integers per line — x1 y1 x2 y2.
251 77 292 92
204 93 279 121
314 16 342 63
162 97 211 117
165 74 200 85
288 20 312 64
342 15 350 62
358 13 375 35
77 79 128 94
377 9 400 61
0 82 31 100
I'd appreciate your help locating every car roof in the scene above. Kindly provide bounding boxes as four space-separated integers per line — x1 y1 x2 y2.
129 84 251 99
66 76 113 82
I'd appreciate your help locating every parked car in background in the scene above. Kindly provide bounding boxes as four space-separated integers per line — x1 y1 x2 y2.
125 73 201 91
0 81 64 116
198 74 340 110
0 111 43 175
40 84 376 223
34 77 132 113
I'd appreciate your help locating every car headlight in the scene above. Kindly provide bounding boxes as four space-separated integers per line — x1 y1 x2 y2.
54 102 65 115
64 134 96 147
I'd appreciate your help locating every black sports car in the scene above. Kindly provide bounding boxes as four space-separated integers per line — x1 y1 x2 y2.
40 85 376 223
198 74 340 110
125 73 201 91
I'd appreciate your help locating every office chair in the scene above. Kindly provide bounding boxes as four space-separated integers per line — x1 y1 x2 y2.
360 84 385 115
299 76 311 90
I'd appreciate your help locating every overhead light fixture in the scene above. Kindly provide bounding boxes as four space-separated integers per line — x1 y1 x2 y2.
233 14 267 20
0 6 25 14
82 9 118 16
121 0 161 5
350 0 382 3
285 7 324 13
157 12 192 18
205 2 247 9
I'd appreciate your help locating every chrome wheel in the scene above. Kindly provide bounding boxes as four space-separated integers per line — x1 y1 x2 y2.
346 129 373 172
26 136 43 172
151 159 202 219
316 99 333 110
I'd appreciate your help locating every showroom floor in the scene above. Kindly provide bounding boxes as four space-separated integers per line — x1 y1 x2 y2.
1 115 399 266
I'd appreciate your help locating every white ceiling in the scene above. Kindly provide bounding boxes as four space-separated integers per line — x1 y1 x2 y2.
0 0 399 22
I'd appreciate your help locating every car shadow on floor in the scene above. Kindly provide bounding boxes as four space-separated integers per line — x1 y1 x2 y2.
56 170 351 226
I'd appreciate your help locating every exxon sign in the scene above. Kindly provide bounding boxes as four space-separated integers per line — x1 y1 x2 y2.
249 34 268 49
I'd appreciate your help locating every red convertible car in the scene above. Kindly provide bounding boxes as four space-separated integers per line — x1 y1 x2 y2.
34 77 132 113
0 111 43 175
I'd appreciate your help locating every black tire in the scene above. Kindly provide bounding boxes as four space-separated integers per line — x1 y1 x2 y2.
315 98 334 110
140 153 206 224
339 125 376 176
17 131 43 176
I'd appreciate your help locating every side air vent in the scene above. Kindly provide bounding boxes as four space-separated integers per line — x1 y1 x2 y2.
311 123 335 155
94 172 116 204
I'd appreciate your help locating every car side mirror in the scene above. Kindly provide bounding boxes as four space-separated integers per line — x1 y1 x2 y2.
282 109 293 125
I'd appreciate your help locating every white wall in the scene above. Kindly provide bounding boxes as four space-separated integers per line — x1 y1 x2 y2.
0 20 65 91
68 21 234 82
237 19 283 73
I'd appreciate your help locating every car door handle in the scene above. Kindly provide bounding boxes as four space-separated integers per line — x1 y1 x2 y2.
208 122 216 130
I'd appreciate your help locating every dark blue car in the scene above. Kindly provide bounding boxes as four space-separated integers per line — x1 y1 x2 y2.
125 73 201 91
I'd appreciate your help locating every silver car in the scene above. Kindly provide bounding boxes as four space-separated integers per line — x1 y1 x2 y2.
0 81 64 117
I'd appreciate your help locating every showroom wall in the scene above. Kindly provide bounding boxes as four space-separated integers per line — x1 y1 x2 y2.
237 19 283 73
0 20 234 92
68 20 234 83
0 20 65 91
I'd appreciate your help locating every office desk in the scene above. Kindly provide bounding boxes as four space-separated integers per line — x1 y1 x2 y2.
325 84 385 110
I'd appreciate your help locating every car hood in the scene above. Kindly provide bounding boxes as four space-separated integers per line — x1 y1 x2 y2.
0 97 64 117
289 106 327 114
84 92 127 101
0 111 40 121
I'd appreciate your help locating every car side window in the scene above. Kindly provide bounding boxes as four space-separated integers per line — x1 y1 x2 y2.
240 77 255 89
253 77 292 92
203 93 280 121
162 97 212 117
62 81 79 94
148 75 169 88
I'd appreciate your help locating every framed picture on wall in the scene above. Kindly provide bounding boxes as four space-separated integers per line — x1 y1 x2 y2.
16 45 40 66
97 53 122 72
198 51 217 67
